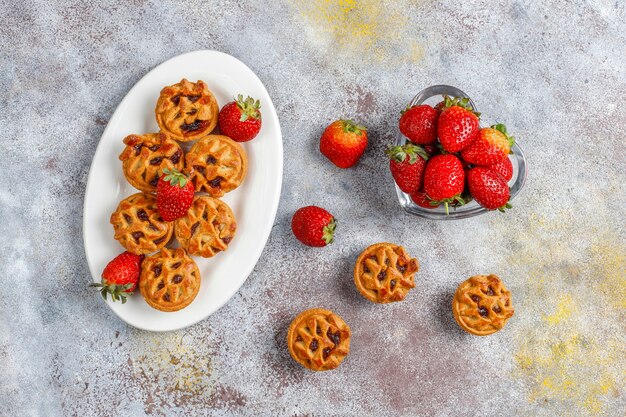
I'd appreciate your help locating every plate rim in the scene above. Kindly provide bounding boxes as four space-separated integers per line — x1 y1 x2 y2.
82 49 283 331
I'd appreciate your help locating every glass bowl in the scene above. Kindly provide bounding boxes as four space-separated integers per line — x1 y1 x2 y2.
395 85 527 220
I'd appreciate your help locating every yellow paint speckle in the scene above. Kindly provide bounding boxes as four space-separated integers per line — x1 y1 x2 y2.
499 212 625 415
543 294 576 325
293 0 426 65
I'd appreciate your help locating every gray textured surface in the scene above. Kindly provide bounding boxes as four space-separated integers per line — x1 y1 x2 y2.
1 0 625 416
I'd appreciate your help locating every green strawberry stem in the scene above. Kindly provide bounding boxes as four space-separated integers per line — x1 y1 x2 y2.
341 120 367 136
89 282 134 304
385 143 429 163
428 195 465 215
322 218 336 244
440 95 481 118
235 94 261 122
491 123 516 150
162 167 188 188
497 202 513 213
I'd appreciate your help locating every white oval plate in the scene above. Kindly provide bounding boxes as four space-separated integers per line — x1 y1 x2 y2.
83 50 283 331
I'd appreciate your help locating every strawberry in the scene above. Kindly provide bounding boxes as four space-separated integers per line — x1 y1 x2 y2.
320 119 368 168
291 206 336 247
399 104 439 145
423 154 465 214
461 124 515 166
489 157 513 182
218 95 262 142
385 143 429 194
437 96 480 153
156 168 195 221
467 167 511 211
423 143 440 157
410 189 439 209
90 251 144 303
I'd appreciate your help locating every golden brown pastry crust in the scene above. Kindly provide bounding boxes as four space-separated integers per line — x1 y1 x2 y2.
119 132 184 193
110 193 173 255
452 274 514 336
184 135 247 197
287 308 350 371
353 242 418 303
174 196 237 258
155 79 219 142
139 248 201 312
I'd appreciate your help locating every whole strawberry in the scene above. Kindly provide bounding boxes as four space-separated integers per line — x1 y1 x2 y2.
410 189 439 209
399 104 439 145
423 154 465 214
385 143 429 194
291 206 336 247
156 168 195 221
461 124 514 166
489 157 513 182
437 96 480 153
90 251 144 303
218 95 262 142
467 166 511 211
320 119 368 168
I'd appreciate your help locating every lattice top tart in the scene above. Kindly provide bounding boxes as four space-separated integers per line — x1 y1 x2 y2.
354 242 419 303
155 78 219 142
287 308 351 371
452 274 514 336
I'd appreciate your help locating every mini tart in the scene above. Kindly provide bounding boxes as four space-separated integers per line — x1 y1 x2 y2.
139 248 201 312
184 135 247 197
452 274 514 336
155 78 219 142
354 243 419 303
174 196 237 258
110 193 173 255
119 132 184 193
287 308 351 371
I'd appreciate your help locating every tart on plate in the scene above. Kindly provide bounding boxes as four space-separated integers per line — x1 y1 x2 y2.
139 248 201 312
184 134 248 197
155 78 219 142
110 193 173 255
119 132 184 193
175 196 237 258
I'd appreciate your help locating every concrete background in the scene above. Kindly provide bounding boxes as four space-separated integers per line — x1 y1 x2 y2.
1 0 625 416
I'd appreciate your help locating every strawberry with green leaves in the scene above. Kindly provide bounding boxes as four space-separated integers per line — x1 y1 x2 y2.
218 95 262 142
399 104 439 145
320 119 368 168
437 96 480 153
461 124 515 166
90 251 144 303
291 206 336 247
385 143 429 194
423 154 466 214
156 168 194 221
467 167 511 211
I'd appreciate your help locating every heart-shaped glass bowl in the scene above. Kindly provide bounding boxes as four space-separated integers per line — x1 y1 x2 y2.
395 85 527 220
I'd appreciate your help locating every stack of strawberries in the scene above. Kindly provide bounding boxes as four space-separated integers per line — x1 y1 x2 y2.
388 96 515 214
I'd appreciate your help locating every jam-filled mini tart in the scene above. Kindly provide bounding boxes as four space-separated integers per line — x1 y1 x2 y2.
354 242 419 303
119 132 184 193
139 248 201 312
184 135 247 197
175 196 237 258
452 274 514 336
155 79 219 142
110 193 173 255
287 308 351 371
